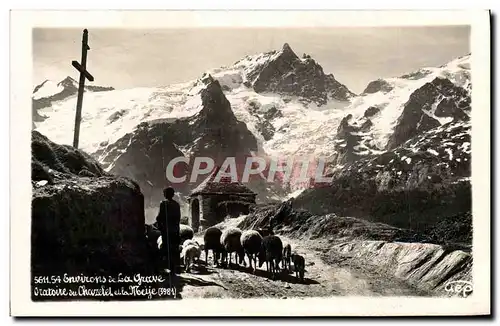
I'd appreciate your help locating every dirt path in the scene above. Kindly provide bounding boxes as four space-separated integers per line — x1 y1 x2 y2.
178 234 428 299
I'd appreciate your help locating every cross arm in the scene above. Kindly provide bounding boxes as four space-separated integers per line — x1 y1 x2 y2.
72 60 94 82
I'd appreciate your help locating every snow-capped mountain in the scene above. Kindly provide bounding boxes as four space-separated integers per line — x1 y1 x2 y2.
290 54 471 232
32 76 114 126
93 74 289 206
234 43 355 104
33 44 471 210
34 44 356 160
329 54 471 167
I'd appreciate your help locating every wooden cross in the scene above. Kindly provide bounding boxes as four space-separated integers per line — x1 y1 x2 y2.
72 29 94 149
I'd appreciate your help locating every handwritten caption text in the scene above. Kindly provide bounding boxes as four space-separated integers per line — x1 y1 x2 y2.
33 273 176 299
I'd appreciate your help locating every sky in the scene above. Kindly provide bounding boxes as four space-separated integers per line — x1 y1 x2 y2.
33 26 470 94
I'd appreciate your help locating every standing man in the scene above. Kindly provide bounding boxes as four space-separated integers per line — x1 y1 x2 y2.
156 187 181 274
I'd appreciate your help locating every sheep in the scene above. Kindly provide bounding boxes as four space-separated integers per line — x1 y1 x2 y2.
240 230 263 274
145 223 158 235
149 224 193 249
182 239 200 249
256 227 274 238
180 216 189 225
220 227 245 267
180 224 194 243
258 235 283 280
181 240 204 263
282 243 292 272
156 235 185 251
182 244 201 273
144 224 162 268
145 224 161 249
203 227 224 267
291 253 305 282
149 224 194 271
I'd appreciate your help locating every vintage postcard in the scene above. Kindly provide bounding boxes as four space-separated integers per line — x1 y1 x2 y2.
10 10 491 316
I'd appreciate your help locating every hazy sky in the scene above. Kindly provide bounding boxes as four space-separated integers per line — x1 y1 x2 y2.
33 26 470 94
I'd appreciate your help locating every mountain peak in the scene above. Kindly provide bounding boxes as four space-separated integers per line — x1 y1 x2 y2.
197 76 236 124
244 43 353 104
281 43 295 54
200 73 216 86
276 42 298 61
57 76 78 88
33 79 49 94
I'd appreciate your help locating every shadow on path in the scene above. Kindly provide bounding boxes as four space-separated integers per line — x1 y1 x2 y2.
220 263 320 285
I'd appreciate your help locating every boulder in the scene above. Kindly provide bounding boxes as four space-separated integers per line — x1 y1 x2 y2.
31 131 148 277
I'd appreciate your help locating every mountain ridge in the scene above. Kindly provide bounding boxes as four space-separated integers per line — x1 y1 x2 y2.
32 46 471 208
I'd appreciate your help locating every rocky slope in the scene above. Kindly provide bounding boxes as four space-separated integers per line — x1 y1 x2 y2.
31 131 148 279
387 77 470 151
238 202 472 297
238 201 426 243
294 120 471 236
288 55 472 240
330 240 472 297
331 54 471 167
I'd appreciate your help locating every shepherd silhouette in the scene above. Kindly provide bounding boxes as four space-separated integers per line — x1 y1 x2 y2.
156 187 181 275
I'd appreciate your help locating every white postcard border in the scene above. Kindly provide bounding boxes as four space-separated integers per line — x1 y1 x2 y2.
10 9 491 316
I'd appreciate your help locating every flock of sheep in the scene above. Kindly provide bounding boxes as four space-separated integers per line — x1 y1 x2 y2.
184 226 306 282
146 224 306 282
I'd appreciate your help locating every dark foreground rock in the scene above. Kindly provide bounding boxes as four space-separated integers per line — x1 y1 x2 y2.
31 131 167 301
32 177 147 276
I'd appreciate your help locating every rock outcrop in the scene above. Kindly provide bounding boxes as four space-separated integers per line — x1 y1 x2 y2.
31 131 147 278
362 79 394 94
387 77 470 150
238 202 426 243
332 240 472 296
332 114 379 165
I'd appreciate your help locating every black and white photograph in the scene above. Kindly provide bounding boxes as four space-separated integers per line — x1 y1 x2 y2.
9 10 491 316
